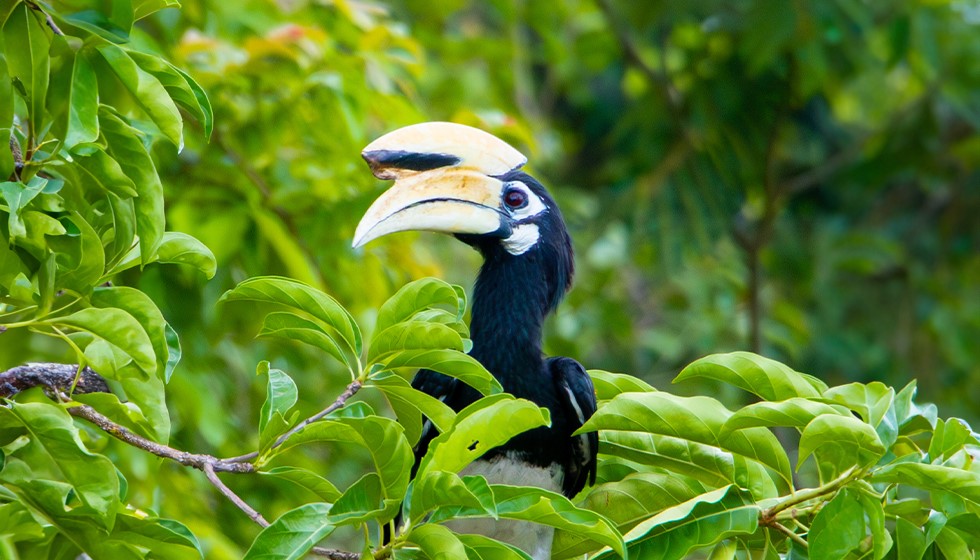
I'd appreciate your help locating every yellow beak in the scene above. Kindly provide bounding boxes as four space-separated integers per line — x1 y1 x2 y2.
353 122 526 248
352 168 507 248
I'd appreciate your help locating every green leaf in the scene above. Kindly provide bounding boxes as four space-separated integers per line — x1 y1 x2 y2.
0 179 46 240
596 485 758 560
580 392 792 491
49 211 105 293
491 485 626 558
417 394 550 480
164 323 181 382
328 472 393 526
0 54 14 180
374 277 462 337
824 382 897 447
808 489 866 560
90 286 171 380
872 463 980 507
257 362 298 452
96 43 183 146
928 418 977 463
43 307 156 375
599 431 735 488
721 398 852 435
368 371 456 445
856 491 891 560
410 471 496 522
64 50 99 148
258 467 341 503
3 5 49 143
55 1 133 43
70 145 138 198
457 534 533 560
553 472 709 559
798 414 885 471
369 321 463 362
275 415 412 500
99 107 165 262
152 232 216 277
406 523 467 560
128 51 213 138
220 276 361 356
590 369 656 401
381 349 502 396
258 312 350 369
674 352 824 400
0 402 120 526
243 503 335 560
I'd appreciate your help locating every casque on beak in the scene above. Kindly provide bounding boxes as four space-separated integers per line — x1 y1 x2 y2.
352 122 527 248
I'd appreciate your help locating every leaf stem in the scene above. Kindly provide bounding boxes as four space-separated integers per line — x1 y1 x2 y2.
771 521 808 549
760 466 860 525
224 379 362 463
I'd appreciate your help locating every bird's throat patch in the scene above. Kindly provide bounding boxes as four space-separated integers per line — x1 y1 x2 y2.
503 223 540 255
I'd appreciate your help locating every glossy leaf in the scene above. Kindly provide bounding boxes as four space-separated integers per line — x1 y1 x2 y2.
580 392 792 490
257 362 298 452
553 472 710 559
457 534 533 560
406 523 467 560
675 352 824 400
0 402 120 526
808 489 865 560
64 50 99 148
42 307 156 375
99 107 165 262
409 471 496 522
871 463 980 507
798 415 886 470
220 276 361 356
368 321 463 362
274 415 412 499
258 312 349 369
596 485 756 560
243 503 334 560
417 394 550 480
91 286 171 380
721 398 852 435
258 467 342 503
97 43 183 146
382 348 502 395
590 369 656 401
3 4 49 142
374 277 463 337
128 51 213 138
368 371 456 445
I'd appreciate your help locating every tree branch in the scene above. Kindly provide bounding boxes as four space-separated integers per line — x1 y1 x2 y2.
26 0 64 36
66 402 254 473
1 363 364 559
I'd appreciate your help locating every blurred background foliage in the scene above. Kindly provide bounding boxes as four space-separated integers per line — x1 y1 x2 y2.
2 0 979 556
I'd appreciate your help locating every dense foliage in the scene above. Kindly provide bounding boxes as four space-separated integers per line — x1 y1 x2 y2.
1 0 979 559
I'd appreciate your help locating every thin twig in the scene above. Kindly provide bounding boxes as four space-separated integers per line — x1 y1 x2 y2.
760 466 859 524
225 380 362 463
203 463 269 525
25 0 64 36
771 521 808 549
67 403 255 473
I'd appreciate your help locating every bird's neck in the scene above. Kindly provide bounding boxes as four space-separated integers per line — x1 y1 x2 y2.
468 251 552 391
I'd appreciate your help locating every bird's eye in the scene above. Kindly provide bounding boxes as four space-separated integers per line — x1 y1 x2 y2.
503 188 528 209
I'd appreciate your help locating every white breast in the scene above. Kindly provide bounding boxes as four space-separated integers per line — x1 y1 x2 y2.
445 453 564 560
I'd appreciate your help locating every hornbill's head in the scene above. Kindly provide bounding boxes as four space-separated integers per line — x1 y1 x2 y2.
353 122 573 313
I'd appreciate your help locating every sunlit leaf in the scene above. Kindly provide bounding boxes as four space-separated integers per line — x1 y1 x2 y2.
258 467 342 503
808 489 865 560
64 50 99 148
417 394 550 480
42 307 156 375
675 352 824 400
243 503 334 560
381 349 501 396
3 5 49 143
409 471 496 522
257 361 298 452
798 415 885 471
405 523 467 560
220 276 361 356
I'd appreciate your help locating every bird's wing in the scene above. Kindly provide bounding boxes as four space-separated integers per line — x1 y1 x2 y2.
547 357 599 498
409 369 459 476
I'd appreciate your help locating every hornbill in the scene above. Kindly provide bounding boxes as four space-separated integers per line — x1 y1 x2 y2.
353 122 598 559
